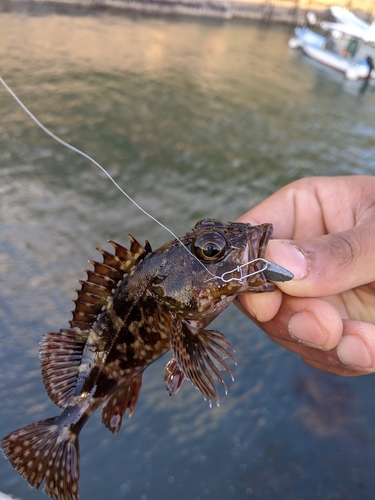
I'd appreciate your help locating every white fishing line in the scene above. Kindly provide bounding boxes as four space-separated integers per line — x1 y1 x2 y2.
0 77 182 243
0 76 270 284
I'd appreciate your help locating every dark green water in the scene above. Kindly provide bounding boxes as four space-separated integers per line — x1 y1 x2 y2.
2 5 375 500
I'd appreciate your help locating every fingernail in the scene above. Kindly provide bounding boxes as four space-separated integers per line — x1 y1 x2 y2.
267 241 308 280
289 311 327 348
337 335 372 368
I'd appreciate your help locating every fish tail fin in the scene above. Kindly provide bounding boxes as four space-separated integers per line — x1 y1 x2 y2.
1 417 80 500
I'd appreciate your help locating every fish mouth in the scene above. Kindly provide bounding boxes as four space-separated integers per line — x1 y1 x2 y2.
241 224 294 284
242 223 273 264
240 223 274 280
257 223 273 259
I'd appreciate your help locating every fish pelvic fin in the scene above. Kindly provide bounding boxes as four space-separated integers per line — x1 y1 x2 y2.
101 374 142 434
170 320 236 407
164 357 186 397
1 417 80 500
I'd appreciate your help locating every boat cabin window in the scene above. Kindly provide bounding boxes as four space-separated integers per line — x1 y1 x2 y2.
325 34 337 53
345 39 358 58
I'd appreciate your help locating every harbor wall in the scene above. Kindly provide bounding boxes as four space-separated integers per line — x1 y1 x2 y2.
3 0 375 23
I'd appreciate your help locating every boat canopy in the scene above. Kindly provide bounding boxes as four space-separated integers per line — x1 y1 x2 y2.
321 21 375 44
329 7 370 31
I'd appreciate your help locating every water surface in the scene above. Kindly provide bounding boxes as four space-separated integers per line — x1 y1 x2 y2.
1 6 375 500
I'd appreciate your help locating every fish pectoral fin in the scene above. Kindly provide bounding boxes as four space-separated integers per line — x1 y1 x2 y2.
1 416 80 500
164 357 186 397
40 329 89 408
101 374 143 435
170 320 236 407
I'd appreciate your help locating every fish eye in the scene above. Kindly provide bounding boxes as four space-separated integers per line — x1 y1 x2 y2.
192 231 227 262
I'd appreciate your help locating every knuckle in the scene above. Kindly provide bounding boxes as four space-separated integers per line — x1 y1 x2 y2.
327 233 358 268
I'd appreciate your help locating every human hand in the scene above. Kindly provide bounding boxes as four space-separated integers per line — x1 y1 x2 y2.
237 176 375 376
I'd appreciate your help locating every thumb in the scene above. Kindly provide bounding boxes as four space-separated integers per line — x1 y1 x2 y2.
266 227 375 297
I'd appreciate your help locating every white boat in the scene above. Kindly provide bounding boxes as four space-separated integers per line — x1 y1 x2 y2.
289 13 375 81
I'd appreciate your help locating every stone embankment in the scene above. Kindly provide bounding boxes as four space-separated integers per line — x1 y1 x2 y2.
4 0 375 24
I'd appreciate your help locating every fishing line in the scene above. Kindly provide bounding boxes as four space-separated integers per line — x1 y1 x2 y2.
0 76 271 284
0 77 182 244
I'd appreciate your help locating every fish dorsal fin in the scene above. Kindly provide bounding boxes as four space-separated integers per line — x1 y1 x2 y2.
40 328 88 408
40 236 151 408
70 236 151 330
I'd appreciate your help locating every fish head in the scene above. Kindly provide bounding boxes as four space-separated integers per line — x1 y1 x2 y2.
152 218 278 322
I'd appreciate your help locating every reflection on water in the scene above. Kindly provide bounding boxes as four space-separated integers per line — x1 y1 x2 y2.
1 5 375 500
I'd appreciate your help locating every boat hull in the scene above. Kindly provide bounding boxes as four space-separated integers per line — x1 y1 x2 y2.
290 27 375 81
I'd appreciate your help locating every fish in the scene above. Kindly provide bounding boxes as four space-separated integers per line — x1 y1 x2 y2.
1 218 291 500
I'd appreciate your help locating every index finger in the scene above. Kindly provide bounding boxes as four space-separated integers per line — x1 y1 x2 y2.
237 179 318 238
237 176 375 240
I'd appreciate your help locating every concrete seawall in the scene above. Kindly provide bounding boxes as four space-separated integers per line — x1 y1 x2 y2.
3 0 374 25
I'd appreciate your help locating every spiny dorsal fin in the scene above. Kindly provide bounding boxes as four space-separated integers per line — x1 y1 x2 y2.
41 236 152 408
69 236 152 330
96 248 132 273
128 234 148 259
84 269 115 288
144 239 152 254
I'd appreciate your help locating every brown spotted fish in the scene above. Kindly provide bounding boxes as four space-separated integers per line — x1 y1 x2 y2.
1 219 291 500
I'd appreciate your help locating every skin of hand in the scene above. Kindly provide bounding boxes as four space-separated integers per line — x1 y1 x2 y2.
237 175 375 376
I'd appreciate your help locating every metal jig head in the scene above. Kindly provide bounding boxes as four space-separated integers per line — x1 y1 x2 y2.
212 258 294 284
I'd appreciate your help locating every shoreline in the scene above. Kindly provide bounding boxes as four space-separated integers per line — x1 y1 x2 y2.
2 0 368 25
2 0 374 25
